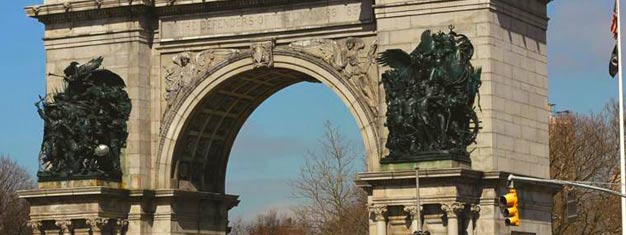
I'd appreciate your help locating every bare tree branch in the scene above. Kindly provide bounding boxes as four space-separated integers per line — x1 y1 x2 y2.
289 121 368 235
550 101 621 234
0 155 34 235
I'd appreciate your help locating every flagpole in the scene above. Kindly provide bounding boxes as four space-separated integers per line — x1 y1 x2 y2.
617 0 626 234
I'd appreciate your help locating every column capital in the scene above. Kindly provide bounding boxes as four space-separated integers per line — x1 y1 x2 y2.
470 204 481 214
470 204 481 220
114 218 129 235
441 202 465 217
86 217 110 232
27 220 43 234
55 219 73 234
403 205 422 216
369 204 388 221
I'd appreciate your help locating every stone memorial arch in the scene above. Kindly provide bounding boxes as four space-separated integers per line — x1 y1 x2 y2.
156 45 384 192
20 0 554 235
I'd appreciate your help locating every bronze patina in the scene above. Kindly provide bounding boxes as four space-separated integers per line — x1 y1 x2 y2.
35 57 131 181
378 27 482 164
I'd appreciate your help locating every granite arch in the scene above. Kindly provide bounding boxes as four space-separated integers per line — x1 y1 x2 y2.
155 49 382 191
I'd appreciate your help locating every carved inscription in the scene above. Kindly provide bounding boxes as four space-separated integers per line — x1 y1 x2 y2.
161 1 372 39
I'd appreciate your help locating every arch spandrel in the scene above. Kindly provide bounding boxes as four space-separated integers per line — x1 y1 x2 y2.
156 44 383 190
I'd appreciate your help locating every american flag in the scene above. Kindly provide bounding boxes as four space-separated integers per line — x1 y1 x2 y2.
611 0 619 78
614 1 619 39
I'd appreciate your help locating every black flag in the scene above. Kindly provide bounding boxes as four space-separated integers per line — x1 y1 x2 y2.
611 45 619 78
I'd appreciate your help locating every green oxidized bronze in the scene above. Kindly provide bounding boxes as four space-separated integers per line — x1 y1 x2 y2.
35 57 131 181
378 27 482 164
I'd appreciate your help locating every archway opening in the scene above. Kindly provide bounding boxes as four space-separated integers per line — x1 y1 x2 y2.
156 52 382 234
169 64 368 220
225 81 365 220
171 68 316 192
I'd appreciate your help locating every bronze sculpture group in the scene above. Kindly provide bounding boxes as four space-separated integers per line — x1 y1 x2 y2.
378 27 482 163
33 27 480 181
36 57 131 181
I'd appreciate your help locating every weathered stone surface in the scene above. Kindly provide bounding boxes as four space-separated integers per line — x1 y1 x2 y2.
23 0 553 234
160 0 373 40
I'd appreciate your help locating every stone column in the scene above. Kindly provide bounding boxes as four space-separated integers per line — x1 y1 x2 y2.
441 203 464 235
404 205 421 232
27 220 43 235
55 220 73 235
86 218 109 235
370 205 388 235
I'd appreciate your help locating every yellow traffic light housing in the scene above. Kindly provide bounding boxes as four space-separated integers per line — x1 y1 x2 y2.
499 188 520 226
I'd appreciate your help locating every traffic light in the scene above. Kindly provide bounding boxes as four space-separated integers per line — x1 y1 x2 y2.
499 188 520 226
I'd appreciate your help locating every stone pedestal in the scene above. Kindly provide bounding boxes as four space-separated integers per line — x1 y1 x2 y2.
19 184 130 235
357 169 558 235
19 182 239 235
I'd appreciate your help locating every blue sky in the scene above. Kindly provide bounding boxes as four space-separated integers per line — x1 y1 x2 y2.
0 0 621 220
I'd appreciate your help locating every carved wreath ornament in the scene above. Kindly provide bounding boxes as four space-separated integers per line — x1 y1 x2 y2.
162 38 379 115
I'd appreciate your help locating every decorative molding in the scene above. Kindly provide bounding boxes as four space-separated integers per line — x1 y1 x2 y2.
289 37 379 115
163 49 240 107
250 41 275 68
25 2 152 24
26 0 373 25
63 2 72 12
369 204 388 221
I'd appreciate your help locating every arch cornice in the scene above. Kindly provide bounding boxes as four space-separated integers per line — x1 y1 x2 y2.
155 48 382 189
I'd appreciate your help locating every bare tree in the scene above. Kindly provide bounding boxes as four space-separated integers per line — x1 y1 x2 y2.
0 155 34 235
290 121 368 235
550 101 621 234
229 217 247 235
228 210 306 235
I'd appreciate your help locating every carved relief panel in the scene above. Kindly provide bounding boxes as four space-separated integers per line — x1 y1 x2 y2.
162 49 240 107
160 37 380 118
288 37 380 116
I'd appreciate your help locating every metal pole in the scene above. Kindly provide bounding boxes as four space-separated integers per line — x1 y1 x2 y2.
507 174 626 199
617 0 626 234
415 167 422 232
